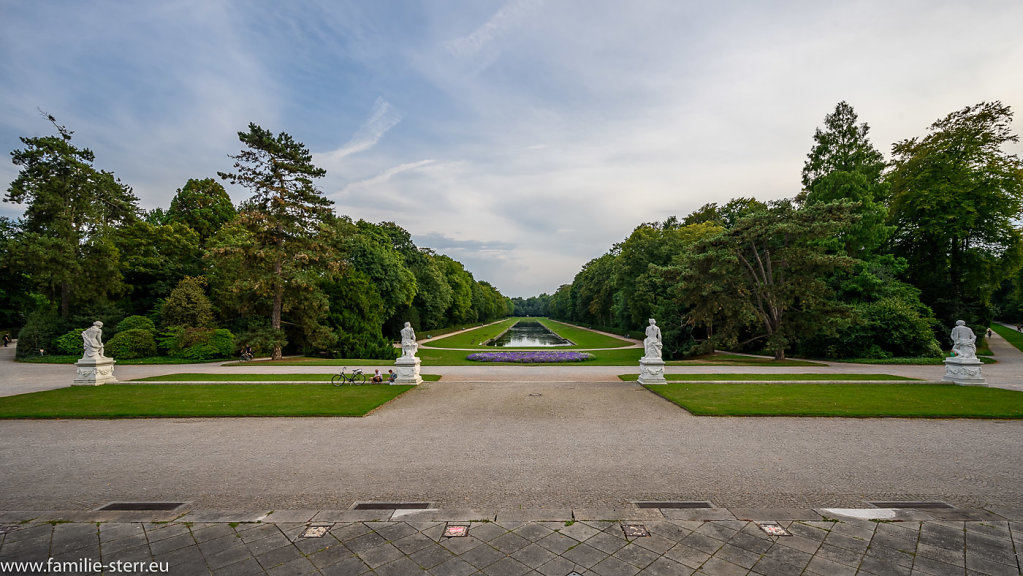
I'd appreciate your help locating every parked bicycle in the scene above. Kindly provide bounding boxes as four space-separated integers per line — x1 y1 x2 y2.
332 367 367 386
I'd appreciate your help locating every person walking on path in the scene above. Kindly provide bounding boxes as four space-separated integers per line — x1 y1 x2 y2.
2 333 9 347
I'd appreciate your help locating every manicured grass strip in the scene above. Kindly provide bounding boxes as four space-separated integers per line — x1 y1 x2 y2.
533 318 635 349
131 373 442 382
668 354 825 367
991 323 1023 354
645 383 1023 418
253 349 826 367
619 373 918 382
422 318 520 348
19 356 229 365
0 384 413 419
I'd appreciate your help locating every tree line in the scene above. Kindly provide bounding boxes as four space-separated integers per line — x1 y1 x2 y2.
1 118 512 360
523 101 1023 360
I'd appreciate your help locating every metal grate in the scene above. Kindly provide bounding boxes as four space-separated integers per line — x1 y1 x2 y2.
635 501 714 509
97 502 185 511
868 501 953 509
351 502 431 510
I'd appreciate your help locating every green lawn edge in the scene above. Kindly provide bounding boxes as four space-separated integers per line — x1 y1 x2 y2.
423 317 633 350
619 373 919 382
991 323 1023 354
644 382 1023 418
131 373 442 382
0 384 414 419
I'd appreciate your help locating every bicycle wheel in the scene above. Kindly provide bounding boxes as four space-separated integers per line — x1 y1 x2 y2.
331 373 345 386
355 373 367 385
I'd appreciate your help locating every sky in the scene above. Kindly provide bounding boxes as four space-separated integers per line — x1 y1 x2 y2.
2 1 1022 298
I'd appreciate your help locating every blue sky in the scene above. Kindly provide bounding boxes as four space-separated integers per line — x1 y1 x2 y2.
2 1 1022 297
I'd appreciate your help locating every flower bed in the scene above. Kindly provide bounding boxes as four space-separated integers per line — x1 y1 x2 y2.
466 351 593 363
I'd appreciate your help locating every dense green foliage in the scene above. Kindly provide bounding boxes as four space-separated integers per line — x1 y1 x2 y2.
3 120 511 361
541 101 1022 360
105 328 158 359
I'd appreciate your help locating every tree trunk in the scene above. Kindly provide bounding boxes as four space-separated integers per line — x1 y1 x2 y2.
60 282 70 320
774 347 786 361
272 256 283 361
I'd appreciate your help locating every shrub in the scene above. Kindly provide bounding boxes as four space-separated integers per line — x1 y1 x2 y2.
161 276 214 328
160 327 234 361
116 315 156 334
54 329 86 356
15 310 67 359
106 329 158 359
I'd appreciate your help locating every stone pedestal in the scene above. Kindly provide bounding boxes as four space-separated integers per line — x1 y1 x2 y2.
74 356 117 386
394 355 423 385
942 356 986 386
637 358 666 385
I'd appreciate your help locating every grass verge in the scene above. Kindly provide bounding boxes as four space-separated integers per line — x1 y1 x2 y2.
619 373 918 382
131 373 441 382
991 323 1023 354
0 384 414 418
645 383 1023 418
424 317 634 350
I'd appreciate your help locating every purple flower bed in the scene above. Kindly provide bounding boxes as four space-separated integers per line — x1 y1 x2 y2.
466 351 593 363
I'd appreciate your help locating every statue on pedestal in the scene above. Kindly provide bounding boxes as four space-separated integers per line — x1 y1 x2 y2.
394 321 423 385
400 322 418 358
74 321 117 386
643 318 662 360
943 319 985 386
638 318 667 384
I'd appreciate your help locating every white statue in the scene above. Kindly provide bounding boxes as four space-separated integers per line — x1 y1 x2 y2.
643 318 662 360
81 321 106 359
400 322 418 358
950 320 977 359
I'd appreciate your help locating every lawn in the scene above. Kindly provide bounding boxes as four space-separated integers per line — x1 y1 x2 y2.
991 322 1023 354
234 349 825 367
422 318 519 348
646 383 1023 418
132 373 441 382
424 317 634 350
0 384 414 418
619 373 918 382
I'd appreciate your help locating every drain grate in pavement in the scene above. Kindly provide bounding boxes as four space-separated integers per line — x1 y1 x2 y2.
97 502 185 511
351 502 431 510
301 526 329 538
622 524 649 538
868 501 953 509
635 501 714 509
443 524 469 537
757 522 791 536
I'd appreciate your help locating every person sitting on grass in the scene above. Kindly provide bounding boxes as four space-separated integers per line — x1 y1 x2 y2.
388 369 397 383
372 369 383 383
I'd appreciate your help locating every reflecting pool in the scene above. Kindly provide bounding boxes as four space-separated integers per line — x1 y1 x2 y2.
486 321 572 347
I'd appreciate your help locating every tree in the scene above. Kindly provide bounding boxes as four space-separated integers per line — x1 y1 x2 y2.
4 115 138 318
167 178 236 245
679 200 857 360
800 102 891 258
802 101 885 189
115 220 203 316
888 101 1023 331
216 123 334 359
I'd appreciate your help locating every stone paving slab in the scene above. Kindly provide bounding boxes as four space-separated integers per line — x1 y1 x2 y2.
2 513 1020 575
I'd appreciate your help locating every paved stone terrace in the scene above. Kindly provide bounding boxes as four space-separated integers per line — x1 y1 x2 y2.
1 511 1021 575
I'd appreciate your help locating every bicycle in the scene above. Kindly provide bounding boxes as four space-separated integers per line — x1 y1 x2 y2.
332 367 367 386
239 351 254 362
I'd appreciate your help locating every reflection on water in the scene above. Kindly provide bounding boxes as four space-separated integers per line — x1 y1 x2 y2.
486 321 572 347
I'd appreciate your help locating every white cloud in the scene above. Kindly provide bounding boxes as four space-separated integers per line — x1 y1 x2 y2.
321 97 402 162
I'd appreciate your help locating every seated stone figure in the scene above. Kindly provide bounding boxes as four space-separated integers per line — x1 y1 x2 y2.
950 320 977 359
